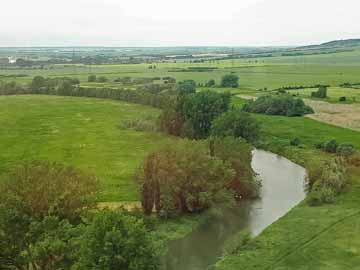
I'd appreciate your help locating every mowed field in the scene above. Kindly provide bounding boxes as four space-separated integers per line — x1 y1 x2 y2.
0 95 173 202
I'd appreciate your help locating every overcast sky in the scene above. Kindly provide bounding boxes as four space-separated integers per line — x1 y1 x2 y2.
1 0 359 47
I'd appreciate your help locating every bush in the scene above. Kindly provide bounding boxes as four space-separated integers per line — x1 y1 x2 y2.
221 74 239 88
0 161 99 221
177 80 196 94
290 137 301 146
311 86 327 98
75 210 159 270
206 79 216 87
323 140 339 153
243 95 314 117
88 74 97 82
337 144 355 157
339 96 347 102
96 76 108 83
307 158 347 206
211 109 260 143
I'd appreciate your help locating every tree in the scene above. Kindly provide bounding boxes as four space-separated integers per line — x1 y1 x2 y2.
211 109 260 143
181 91 231 138
74 210 159 270
311 86 327 98
31 76 46 90
96 76 108 83
136 141 235 217
0 204 78 270
206 79 216 87
88 75 97 82
221 74 239 88
177 80 196 95
1 161 99 221
211 137 259 199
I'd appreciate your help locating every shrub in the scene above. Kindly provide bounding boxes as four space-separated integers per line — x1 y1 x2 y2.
0 161 99 221
88 75 97 82
337 144 355 157
290 137 301 146
323 139 339 153
339 96 347 102
211 109 260 143
307 158 347 206
177 80 196 94
75 210 159 270
311 86 327 98
96 76 108 83
243 95 314 117
221 74 239 88
206 79 216 87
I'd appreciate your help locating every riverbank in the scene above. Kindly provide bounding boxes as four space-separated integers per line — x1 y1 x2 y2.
216 115 360 269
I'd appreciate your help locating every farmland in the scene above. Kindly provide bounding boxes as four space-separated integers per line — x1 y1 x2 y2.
1 44 360 270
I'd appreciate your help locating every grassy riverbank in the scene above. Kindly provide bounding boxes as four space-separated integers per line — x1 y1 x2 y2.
216 111 360 270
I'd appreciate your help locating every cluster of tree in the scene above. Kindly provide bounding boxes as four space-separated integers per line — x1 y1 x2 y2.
160 79 260 140
0 81 28 95
30 76 80 95
136 138 258 217
88 75 108 83
273 84 329 92
339 82 360 88
160 88 231 139
315 140 355 156
0 161 160 270
311 86 328 98
221 74 239 88
243 95 314 117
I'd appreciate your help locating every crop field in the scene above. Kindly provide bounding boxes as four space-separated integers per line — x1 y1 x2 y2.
0 95 173 202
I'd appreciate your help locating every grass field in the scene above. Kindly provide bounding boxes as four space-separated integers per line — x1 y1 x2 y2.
0 95 173 202
216 105 360 270
291 87 360 103
2 48 360 90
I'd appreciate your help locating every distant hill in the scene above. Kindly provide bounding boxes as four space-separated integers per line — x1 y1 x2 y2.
298 39 360 50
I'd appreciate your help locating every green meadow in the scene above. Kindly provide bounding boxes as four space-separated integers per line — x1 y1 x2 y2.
2 48 360 91
0 95 172 202
1 47 360 269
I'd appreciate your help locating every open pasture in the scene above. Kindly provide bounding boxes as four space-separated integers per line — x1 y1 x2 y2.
0 95 172 202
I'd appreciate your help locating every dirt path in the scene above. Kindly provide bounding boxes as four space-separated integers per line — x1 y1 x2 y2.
304 100 360 131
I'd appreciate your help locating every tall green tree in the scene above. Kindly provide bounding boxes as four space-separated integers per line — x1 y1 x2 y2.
74 211 159 270
182 91 231 138
221 74 239 88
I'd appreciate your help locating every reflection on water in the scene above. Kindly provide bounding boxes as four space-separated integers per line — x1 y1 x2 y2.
163 149 307 270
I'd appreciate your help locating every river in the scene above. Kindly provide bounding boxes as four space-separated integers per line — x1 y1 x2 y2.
163 149 307 270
